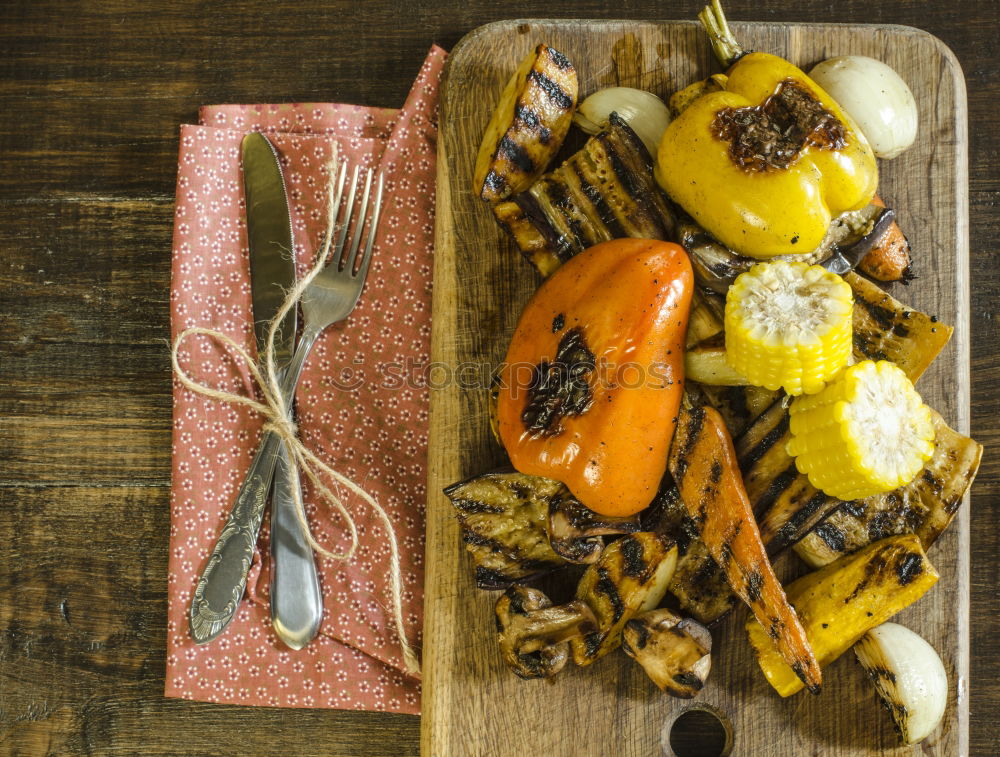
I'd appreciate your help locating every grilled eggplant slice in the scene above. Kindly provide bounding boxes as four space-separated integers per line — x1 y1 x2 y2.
848 272 952 382
547 493 641 564
474 44 578 203
795 408 982 568
570 532 678 666
444 471 567 588
493 113 676 276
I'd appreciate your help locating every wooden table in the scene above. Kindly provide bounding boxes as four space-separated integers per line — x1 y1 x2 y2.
1 2 996 754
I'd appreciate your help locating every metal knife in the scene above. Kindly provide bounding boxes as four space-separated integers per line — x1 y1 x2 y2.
189 132 319 644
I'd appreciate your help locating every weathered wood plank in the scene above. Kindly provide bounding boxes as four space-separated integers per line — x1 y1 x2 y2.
0 342 171 484
0 200 172 348
0 2 996 199
0 485 419 757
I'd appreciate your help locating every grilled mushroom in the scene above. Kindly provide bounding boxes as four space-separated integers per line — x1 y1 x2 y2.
678 202 888 294
547 491 641 564
622 608 713 698
495 586 597 679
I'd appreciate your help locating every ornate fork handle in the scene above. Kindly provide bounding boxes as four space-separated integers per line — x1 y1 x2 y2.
189 332 321 645
189 431 283 643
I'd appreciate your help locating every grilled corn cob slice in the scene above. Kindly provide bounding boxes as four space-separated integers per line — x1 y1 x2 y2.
787 360 935 501
795 407 982 568
724 261 853 395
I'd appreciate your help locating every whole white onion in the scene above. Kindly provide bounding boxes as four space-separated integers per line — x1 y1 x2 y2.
809 56 918 159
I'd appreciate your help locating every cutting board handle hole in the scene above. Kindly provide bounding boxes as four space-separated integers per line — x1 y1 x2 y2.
664 704 733 757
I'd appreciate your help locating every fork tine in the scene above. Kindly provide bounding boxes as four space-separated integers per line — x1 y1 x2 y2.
332 164 360 269
331 159 348 213
354 172 384 282
346 168 374 273
320 160 349 263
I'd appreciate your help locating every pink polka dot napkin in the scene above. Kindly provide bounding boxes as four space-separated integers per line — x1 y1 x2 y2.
165 46 446 713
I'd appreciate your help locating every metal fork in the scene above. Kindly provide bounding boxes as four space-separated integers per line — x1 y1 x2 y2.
269 162 385 648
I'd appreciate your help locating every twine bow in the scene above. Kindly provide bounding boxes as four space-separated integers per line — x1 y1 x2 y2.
171 146 420 676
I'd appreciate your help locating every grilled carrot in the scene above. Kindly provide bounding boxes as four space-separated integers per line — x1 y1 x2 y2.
668 403 823 693
857 194 911 282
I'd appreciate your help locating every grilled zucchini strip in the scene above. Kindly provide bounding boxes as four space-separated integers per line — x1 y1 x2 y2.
493 114 676 277
847 271 952 382
795 408 982 568
669 403 822 693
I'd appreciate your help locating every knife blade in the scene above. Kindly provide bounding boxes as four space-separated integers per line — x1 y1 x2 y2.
244 132 297 365
189 133 318 645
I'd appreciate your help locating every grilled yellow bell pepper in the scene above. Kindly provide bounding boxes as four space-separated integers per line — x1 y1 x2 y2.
658 3 878 259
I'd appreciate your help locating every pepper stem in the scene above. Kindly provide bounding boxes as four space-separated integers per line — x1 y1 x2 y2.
698 0 746 69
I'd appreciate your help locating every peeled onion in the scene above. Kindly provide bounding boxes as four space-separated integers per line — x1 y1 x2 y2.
573 87 671 157
854 622 948 744
809 56 918 159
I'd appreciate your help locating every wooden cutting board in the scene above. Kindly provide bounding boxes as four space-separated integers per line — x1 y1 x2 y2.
423 19 969 757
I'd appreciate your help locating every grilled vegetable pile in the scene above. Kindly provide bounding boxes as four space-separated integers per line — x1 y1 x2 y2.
449 1 981 744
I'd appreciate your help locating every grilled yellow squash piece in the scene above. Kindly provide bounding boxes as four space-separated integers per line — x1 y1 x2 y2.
474 44 578 203
847 272 952 382
570 533 678 666
746 533 939 696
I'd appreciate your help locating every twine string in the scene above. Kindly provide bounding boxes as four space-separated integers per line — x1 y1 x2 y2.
170 146 420 676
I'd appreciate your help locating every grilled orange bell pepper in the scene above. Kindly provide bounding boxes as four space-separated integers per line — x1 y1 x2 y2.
657 2 878 259
497 239 693 517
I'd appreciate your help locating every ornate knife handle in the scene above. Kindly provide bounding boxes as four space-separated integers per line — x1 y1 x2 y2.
189 431 283 644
